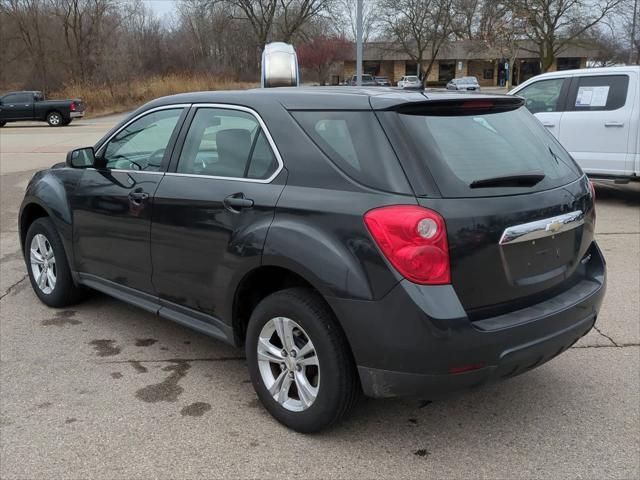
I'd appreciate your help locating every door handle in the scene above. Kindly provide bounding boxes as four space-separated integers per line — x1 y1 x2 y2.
542 122 555 128
604 121 624 127
128 190 149 203
223 193 254 212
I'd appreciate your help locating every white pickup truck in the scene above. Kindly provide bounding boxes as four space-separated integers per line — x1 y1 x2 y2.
509 66 639 182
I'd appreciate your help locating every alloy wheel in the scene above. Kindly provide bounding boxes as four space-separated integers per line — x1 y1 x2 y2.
30 233 56 294
257 317 320 412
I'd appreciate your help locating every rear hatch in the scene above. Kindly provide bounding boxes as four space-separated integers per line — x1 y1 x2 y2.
377 97 595 317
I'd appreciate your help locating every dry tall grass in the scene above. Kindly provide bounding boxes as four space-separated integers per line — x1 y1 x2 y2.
52 74 258 117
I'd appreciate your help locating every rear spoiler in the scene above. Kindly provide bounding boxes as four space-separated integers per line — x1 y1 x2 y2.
383 96 525 116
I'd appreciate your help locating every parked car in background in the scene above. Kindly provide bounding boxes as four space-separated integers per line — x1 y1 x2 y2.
509 66 639 182
375 76 391 86
345 74 377 86
447 77 481 91
19 88 604 433
397 75 422 89
0 91 85 127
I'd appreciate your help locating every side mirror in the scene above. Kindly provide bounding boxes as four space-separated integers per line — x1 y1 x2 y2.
66 147 95 168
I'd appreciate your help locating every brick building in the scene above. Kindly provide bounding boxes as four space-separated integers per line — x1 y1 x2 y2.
332 40 596 86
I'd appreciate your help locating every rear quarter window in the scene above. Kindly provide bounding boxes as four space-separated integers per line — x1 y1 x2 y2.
291 111 409 193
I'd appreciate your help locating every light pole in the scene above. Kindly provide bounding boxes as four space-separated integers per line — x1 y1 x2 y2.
356 0 363 86
630 0 638 64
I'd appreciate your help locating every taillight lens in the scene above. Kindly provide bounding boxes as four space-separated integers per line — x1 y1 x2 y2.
364 205 450 285
70 102 76 111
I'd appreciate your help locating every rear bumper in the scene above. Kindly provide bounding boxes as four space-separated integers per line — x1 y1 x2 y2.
327 242 606 398
70 111 85 118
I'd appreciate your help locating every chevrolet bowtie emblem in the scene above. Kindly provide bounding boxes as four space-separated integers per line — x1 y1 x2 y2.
546 221 564 233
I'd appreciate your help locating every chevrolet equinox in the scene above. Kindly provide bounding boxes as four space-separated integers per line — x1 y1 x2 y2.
19 88 606 432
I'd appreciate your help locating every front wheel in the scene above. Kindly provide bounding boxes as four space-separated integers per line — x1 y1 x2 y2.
246 288 359 433
25 217 84 307
46 111 63 127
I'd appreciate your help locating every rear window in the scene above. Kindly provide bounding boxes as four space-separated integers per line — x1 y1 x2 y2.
291 111 409 192
399 106 582 197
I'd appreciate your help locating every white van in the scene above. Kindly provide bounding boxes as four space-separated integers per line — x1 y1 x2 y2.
509 66 639 182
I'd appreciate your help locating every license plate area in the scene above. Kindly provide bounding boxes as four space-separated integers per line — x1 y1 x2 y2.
501 231 577 286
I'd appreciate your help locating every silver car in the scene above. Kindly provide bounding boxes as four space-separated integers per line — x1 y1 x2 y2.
447 76 481 91
397 75 422 89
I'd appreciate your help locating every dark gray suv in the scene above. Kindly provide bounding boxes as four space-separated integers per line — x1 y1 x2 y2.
19 87 605 432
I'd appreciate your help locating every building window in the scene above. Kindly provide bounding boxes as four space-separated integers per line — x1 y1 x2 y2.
557 58 581 70
405 62 418 76
483 69 494 80
439 61 456 82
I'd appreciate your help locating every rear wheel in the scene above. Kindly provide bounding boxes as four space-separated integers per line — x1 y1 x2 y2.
46 111 63 127
246 288 359 433
25 217 83 307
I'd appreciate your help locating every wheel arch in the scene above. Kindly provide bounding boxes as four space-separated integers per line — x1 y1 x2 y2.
19 171 78 276
19 202 50 253
232 265 345 349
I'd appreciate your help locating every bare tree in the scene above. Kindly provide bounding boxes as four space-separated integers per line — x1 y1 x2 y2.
334 0 379 42
278 0 333 42
53 0 119 82
514 0 623 72
379 0 456 85
229 0 278 50
3 0 51 90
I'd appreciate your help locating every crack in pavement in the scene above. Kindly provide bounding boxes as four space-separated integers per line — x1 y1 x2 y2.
592 325 620 347
0 274 28 301
571 343 639 349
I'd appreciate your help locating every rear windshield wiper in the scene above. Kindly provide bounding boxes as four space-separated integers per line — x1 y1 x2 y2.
469 172 546 189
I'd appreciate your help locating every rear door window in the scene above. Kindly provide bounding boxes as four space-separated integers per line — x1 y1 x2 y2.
568 75 629 112
291 111 409 192
176 107 279 180
398 106 582 197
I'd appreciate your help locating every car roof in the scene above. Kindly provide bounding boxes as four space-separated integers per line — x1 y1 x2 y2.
2 90 41 95
141 87 512 111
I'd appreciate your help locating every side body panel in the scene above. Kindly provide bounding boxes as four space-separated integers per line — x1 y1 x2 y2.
150 173 287 322
559 72 636 177
70 169 164 293
33 100 74 121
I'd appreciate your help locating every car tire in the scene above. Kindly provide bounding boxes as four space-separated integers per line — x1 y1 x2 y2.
24 217 84 307
46 111 63 127
246 287 359 433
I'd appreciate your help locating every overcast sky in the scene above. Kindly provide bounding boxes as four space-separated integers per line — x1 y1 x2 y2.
143 0 176 18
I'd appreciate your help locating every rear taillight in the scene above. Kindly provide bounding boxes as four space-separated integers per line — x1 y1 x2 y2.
70 102 76 111
364 205 450 285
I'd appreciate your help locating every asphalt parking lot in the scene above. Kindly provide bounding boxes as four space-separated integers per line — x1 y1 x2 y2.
1 117 639 479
